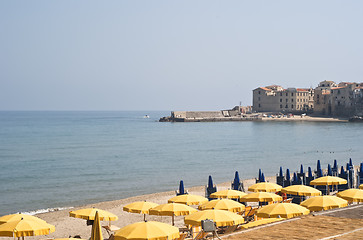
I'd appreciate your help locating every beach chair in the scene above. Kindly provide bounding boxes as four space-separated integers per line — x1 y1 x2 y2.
244 207 257 222
102 225 120 237
193 231 209 240
177 232 188 240
218 225 238 235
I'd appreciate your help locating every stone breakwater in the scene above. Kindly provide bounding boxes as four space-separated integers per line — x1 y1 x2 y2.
159 111 348 122
159 111 262 122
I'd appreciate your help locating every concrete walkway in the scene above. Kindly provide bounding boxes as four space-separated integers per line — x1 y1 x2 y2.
224 204 363 240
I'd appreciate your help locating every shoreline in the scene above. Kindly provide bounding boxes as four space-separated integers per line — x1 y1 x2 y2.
3 177 274 240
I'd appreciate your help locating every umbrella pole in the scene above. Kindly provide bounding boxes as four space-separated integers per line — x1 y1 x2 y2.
172 215 175 226
144 214 146 221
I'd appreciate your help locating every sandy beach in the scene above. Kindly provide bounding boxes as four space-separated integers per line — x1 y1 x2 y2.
3 178 262 240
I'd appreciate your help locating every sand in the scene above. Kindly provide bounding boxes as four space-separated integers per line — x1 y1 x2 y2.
2 177 262 240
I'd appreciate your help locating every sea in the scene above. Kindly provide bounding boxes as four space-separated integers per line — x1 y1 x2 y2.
0 111 362 216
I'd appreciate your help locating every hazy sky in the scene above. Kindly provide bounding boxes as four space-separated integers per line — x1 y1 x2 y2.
1 1 362 111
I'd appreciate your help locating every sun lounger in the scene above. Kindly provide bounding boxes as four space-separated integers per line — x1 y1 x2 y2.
244 207 257 222
102 225 120 237
193 231 210 240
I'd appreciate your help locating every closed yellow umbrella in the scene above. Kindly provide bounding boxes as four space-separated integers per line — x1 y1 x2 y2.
240 192 282 203
184 209 244 227
0 214 48 225
310 176 347 186
248 182 282 193
168 194 208 206
69 208 118 221
123 201 159 221
359 184 363 190
91 211 103 240
256 203 310 219
114 221 180 240
198 199 245 213
0 218 55 238
281 185 322 196
300 196 348 211
337 189 363 202
149 203 197 226
209 190 247 199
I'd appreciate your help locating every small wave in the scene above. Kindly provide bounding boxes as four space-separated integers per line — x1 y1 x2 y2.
19 206 74 216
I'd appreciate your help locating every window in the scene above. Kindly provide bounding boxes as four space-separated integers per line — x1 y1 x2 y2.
286 93 288 96
286 99 288 102
258 91 261 94
291 93 294 96
280 104 282 108
258 97 261 101
291 104 294 108
285 105 288 108
292 99 294 102
259 104 261 107
280 99 282 102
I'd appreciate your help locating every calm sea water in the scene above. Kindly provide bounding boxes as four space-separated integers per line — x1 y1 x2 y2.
0 111 362 215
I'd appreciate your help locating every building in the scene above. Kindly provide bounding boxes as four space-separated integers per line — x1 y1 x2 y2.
253 85 313 114
314 80 363 117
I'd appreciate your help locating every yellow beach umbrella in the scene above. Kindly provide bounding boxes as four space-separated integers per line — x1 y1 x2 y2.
91 211 103 240
168 194 208 206
123 201 159 221
248 182 282 193
256 203 310 219
281 185 322 196
300 196 348 211
209 190 247 199
337 189 363 202
240 192 282 203
0 218 55 237
69 208 118 221
149 203 197 225
0 214 48 225
359 184 363 190
310 176 347 186
184 209 244 227
114 221 180 240
198 199 245 213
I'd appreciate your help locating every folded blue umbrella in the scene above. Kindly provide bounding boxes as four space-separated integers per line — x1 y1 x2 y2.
208 175 214 189
286 169 290 181
308 167 313 178
179 180 185 195
293 172 298 183
300 164 304 175
333 159 338 171
258 169 262 181
317 160 321 172
233 171 240 190
279 167 283 177
327 164 332 176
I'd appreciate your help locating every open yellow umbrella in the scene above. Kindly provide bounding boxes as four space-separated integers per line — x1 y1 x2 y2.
209 190 247 199
0 214 48 225
123 201 159 221
91 211 103 240
198 199 245 213
337 189 363 202
0 218 55 238
248 182 282 193
69 208 118 221
300 196 348 211
114 221 180 240
281 185 322 196
184 209 244 227
310 176 347 186
240 192 282 203
149 203 197 226
256 203 310 219
168 194 208 206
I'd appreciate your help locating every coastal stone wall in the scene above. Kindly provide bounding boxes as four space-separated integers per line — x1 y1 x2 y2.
172 111 224 119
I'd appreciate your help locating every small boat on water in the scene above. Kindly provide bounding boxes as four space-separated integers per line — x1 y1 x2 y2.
144 115 150 118
349 116 363 122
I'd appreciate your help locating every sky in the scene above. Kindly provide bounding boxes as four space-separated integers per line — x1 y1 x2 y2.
1 1 362 111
